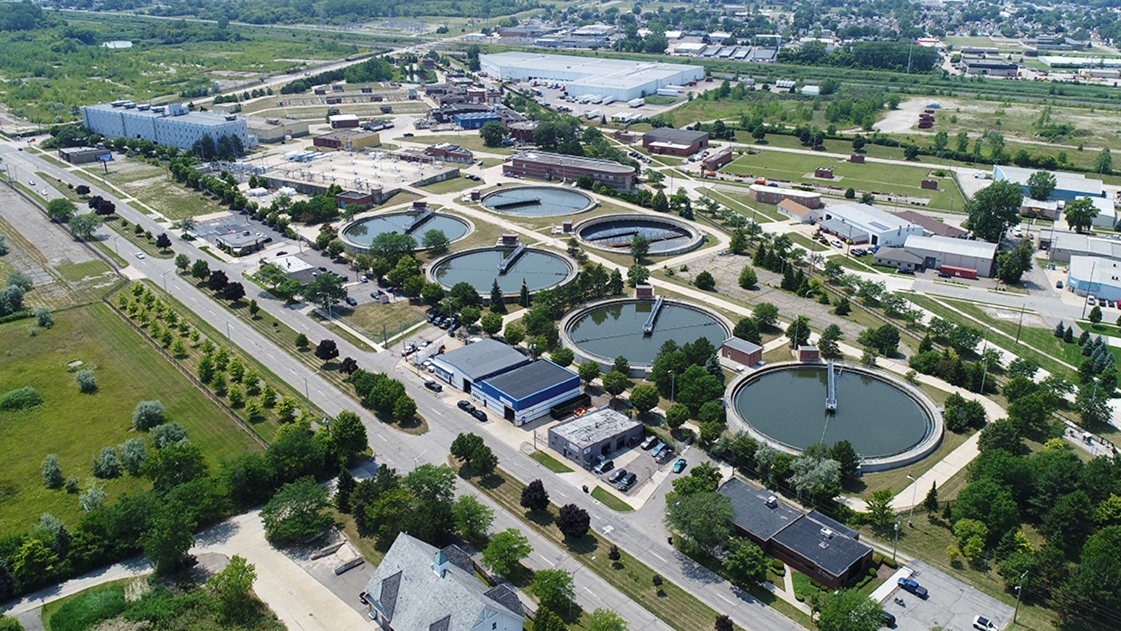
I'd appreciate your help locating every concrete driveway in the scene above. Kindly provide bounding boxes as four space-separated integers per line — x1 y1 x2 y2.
880 562 1013 631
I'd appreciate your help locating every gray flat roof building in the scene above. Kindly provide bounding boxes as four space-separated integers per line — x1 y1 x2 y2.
548 408 644 468
431 340 530 392
81 101 249 151
480 52 703 101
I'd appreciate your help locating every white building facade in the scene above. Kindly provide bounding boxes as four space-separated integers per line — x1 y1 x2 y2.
821 202 923 247
82 101 249 151
480 52 703 101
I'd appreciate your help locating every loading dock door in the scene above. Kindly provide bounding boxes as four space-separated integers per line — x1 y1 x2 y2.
505 406 515 421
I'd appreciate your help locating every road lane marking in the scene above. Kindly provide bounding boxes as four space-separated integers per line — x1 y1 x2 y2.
538 554 555 567
649 551 667 563
718 594 735 605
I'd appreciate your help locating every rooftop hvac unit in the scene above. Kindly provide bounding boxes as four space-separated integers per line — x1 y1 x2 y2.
821 528 835 539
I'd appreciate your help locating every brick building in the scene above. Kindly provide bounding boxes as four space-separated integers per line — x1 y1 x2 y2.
503 151 636 191
641 128 710 156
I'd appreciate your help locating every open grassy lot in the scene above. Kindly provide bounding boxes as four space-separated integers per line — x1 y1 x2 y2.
460 465 812 631
528 450 574 473
590 486 634 512
700 185 786 222
0 303 262 533
418 175 479 196
406 134 512 156
723 149 967 212
341 298 427 345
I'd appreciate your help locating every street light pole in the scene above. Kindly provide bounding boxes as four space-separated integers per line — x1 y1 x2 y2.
226 321 232 348
1015 303 1026 343
669 370 675 403
161 269 172 293
906 472 917 527
892 520 900 564
1013 570 1029 625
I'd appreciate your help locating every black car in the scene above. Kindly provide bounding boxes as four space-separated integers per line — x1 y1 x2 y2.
346 297 358 306
424 380 443 393
882 612 896 628
655 448 674 464
470 408 487 422
317 266 328 272
607 468 628 484
616 473 637 491
457 400 475 412
896 267 915 275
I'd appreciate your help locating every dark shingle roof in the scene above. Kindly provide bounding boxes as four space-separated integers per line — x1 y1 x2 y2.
484 585 525 617
771 513 871 579
643 127 709 145
480 360 578 401
380 571 403 621
717 478 802 541
442 545 474 573
430 615 451 631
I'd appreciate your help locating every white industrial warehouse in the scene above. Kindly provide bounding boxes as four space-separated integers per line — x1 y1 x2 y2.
480 51 704 101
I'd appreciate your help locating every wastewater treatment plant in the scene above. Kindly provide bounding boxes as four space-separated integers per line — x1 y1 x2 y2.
560 297 730 372
575 214 704 257
340 210 471 253
427 246 577 297
728 362 943 471
481 185 597 217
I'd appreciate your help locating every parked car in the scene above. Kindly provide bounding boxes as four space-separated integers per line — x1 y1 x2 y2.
898 577 928 598
593 459 615 474
346 297 358 306
470 408 487 422
607 469 628 484
882 612 896 628
672 458 687 473
359 276 369 283
972 616 996 631
640 435 658 450
616 473 637 491
134 252 145 259
424 380 443 393
403 132 414 137
1056 280 1064 289
649 442 665 456
457 400 475 412
1088 296 1097 306
896 267 915 275
655 448 675 464
939 272 952 278
317 266 328 272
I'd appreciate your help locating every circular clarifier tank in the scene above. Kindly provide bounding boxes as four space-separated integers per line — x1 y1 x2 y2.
575 214 704 256
481 186 597 217
427 247 576 297
728 363 943 471
561 298 730 370
340 211 470 252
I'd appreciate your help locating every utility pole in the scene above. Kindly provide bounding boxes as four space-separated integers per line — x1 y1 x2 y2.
892 520 900 564
1015 303 1026 343
906 472 917 527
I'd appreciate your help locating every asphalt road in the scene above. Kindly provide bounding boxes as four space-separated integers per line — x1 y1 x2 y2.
0 142 806 631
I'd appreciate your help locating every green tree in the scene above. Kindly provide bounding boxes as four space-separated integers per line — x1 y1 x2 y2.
452 495 494 539
630 234 650 261
45 199 76 223
865 488 896 531
964 180 1024 242
483 528 532 575
1027 170 1057 201
587 609 628 631
207 555 257 621
142 504 196 574
752 303 780 329
723 537 768 587
67 213 102 239
815 589 885 631
738 265 757 289
260 477 332 545
481 312 503 337
480 121 509 147
302 273 348 312
602 370 629 404
331 410 368 460
1090 305 1103 324
664 491 733 553
695 270 716 290
578 361 601 387
629 385 660 416
1064 197 1100 233
532 569 575 612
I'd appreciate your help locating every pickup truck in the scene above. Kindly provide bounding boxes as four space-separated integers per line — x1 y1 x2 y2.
898 577 928 598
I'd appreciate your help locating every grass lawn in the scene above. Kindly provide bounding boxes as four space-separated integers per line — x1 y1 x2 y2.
528 450 575 473
103 217 174 259
723 150 966 213
418 176 479 195
134 178 231 221
852 425 975 500
459 466 806 631
307 310 378 353
341 300 427 346
830 254 880 274
408 134 512 155
700 185 786 222
787 232 822 253
55 260 111 282
591 485 634 512
0 303 262 533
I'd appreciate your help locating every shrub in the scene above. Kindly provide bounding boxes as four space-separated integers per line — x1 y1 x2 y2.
42 454 63 489
79 486 106 512
151 422 188 449
64 477 79 493
0 386 42 410
34 307 52 328
132 400 166 430
74 369 97 393
47 584 126 631
119 438 148 475
91 446 121 479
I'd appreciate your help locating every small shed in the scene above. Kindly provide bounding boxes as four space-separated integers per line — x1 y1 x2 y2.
849 154 865 164
722 337 763 367
796 345 820 362
814 167 834 179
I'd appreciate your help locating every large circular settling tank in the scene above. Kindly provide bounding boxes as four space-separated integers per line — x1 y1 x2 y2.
482 186 596 217
576 214 702 256
732 365 934 460
566 299 728 367
430 247 573 295
341 211 469 250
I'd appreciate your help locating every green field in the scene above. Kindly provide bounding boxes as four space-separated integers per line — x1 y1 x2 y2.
0 303 262 533
418 175 479 195
528 450 574 473
723 150 967 212
406 134 512 155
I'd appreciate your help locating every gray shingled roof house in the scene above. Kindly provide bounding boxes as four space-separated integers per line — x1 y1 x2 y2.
718 478 872 588
364 534 525 631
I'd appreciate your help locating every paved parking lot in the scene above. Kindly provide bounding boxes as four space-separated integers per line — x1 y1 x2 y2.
881 561 1013 631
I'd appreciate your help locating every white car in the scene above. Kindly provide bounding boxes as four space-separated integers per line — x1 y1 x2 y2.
972 616 997 631
134 252 145 260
